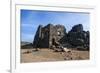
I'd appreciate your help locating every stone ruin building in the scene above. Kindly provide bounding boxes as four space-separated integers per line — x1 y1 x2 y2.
33 24 66 48
33 24 89 50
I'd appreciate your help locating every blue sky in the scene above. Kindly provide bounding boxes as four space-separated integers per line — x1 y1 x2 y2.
21 9 90 43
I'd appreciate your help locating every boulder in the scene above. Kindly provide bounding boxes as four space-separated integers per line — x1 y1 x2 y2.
67 24 89 50
70 24 83 32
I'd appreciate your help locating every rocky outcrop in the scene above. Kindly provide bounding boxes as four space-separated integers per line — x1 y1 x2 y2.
33 24 89 50
70 24 83 32
67 24 89 50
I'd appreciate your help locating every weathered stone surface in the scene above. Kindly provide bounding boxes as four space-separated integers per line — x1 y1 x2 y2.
70 24 83 32
67 24 89 50
33 24 89 50
33 24 66 48
33 25 43 48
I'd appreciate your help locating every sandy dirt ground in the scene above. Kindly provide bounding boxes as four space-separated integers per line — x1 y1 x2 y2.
21 48 89 63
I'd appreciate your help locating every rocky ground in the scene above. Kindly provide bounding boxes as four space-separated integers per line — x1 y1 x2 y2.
21 48 89 63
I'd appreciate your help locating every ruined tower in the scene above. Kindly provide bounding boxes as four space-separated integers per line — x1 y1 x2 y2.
33 24 66 48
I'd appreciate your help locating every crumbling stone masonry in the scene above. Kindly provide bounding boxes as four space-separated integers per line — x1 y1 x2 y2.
33 24 89 50
33 24 66 48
